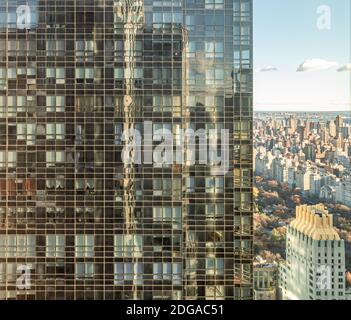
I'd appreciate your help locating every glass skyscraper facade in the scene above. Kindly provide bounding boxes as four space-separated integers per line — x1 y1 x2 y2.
0 0 253 300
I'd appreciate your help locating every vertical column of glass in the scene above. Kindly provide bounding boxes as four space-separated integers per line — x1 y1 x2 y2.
232 0 253 300
114 0 144 300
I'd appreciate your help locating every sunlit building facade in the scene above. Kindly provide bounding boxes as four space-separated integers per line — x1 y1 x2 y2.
279 204 348 300
0 0 253 300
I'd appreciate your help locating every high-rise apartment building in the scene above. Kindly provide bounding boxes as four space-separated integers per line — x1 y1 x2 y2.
279 204 348 300
0 0 253 300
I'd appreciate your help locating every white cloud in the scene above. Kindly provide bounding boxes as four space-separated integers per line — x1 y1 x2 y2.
296 58 338 72
337 63 351 72
255 66 278 72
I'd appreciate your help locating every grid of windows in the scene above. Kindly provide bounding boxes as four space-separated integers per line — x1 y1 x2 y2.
0 0 253 300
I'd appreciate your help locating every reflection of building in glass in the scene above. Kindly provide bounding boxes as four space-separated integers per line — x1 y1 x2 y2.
279 204 348 300
0 0 253 300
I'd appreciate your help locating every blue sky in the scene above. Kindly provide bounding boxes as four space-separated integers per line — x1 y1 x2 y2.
254 0 350 111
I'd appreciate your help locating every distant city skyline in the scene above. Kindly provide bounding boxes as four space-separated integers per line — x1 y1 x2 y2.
253 110 351 300
254 0 351 112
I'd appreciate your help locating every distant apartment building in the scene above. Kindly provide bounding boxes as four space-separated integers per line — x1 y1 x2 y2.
336 177 351 208
271 157 288 184
287 166 297 188
340 126 351 140
303 143 316 162
253 261 278 300
295 166 311 193
335 115 344 135
309 172 321 197
288 115 297 133
319 185 336 203
255 151 273 179
279 204 348 300
328 120 337 138
254 152 265 176
335 150 350 169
